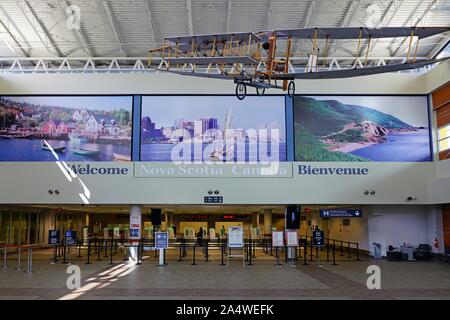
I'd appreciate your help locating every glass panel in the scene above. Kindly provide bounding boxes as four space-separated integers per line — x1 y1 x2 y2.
438 125 450 141
0 209 11 245
438 137 450 152
29 213 39 244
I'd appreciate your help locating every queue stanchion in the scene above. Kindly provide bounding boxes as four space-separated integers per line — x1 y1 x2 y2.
356 243 360 261
26 247 33 274
340 240 344 256
191 243 196 265
220 239 225 266
178 241 183 262
302 240 308 265
78 240 82 258
332 242 337 265
109 239 114 265
252 240 256 259
310 239 313 262
270 240 273 256
347 242 352 258
2 244 8 270
164 247 167 266
248 240 253 266
114 239 118 254
136 240 142 265
15 246 23 271
326 238 330 262
204 239 209 262
104 239 108 258
245 241 249 262
315 246 319 259
86 238 91 264
96 240 102 261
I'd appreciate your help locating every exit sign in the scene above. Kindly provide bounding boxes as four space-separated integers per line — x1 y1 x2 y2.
204 196 223 204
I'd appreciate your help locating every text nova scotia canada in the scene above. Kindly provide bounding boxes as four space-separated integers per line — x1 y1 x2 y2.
298 165 369 175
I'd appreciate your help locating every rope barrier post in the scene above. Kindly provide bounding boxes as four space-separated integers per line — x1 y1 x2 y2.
220 238 225 266
15 246 23 271
104 239 108 258
109 239 114 265
78 240 82 258
302 239 308 265
270 239 273 256
310 239 313 262
340 240 344 256
96 240 102 261
332 242 337 265
205 239 209 262
191 243 196 265
26 247 33 274
248 240 253 266
252 240 256 258
347 241 352 258
356 243 360 261
86 238 91 264
2 244 7 270
114 239 118 254
284 243 288 263
245 241 249 262
326 238 330 262
178 241 183 261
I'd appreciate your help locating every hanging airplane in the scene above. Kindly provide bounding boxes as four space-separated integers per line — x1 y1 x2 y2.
148 26 450 100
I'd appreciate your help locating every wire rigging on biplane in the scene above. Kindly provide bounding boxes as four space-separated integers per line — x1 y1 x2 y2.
148 26 450 100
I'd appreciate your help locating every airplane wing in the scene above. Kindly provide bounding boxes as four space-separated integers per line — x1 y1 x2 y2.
273 26 450 39
163 56 258 65
158 69 252 81
165 32 262 44
272 57 450 80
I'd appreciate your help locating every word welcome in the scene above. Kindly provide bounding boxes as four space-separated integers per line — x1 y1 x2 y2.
69 164 129 175
298 165 369 175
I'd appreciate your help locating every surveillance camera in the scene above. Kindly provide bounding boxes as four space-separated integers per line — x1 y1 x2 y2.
370 190 375 195
207 190 213 195
48 190 54 195
363 190 369 195
214 190 220 195
55 190 60 195
406 196 417 201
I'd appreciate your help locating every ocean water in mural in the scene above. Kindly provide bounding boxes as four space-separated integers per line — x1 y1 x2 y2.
294 96 431 162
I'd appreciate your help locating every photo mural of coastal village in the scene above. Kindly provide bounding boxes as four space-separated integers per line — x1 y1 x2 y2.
140 96 286 162
294 95 431 162
0 96 132 161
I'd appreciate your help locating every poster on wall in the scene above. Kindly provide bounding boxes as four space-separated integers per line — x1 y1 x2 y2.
294 95 431 162
0 96 133 161
140 96 286 162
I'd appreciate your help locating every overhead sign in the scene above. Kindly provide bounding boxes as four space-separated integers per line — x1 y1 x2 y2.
155 232 169 249
64 230 77 246
228 226 243 248
286 231 298 247
312 230 325 247
48 230 60 245
204 196 223 204
272 231 284 247
320 209 362 218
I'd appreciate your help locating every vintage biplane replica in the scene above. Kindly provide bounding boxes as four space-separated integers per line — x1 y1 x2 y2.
149 26 450 99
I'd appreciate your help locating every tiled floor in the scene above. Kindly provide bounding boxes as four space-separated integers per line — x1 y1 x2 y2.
1 247 450 300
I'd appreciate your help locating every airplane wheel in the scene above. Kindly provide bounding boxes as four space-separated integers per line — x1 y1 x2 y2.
287 81 295 98
236 82 247 100
256 86 265 96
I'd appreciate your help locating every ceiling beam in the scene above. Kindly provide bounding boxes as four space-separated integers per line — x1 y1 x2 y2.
264 0 273 30
327 0 360 56
226 0 232 33
100 0 127 56
390 0 439 57
16 0 64 57
0 19 30 57
144 0 158 46
428 35 450 58
57 0 95 57
186 0 194 35
295 0 319 54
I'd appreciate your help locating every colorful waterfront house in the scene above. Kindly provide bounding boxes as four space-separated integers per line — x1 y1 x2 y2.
85 114 117 134
41 119 68 133
103 125 120 136
72 109 91 123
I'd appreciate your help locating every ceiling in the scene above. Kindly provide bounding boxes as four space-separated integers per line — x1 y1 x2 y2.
0 0 449 65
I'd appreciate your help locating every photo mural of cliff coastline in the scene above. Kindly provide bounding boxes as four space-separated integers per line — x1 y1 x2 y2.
294 96 431 162
0 96 132 162
140 96 286 162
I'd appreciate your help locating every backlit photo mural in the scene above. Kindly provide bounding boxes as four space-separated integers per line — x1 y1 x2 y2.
294 95 431 162
0 96 132 161
140 96 286 162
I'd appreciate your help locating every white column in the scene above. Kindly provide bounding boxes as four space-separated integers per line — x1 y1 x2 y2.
129 205 142 261
263 209 272 234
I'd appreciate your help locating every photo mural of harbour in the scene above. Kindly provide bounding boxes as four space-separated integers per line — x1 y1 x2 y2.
294 96 431 162
0 96 132 162
140 96 286 162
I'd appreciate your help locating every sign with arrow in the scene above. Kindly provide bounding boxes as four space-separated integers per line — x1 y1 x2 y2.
320 209 362 218
155 231 169 249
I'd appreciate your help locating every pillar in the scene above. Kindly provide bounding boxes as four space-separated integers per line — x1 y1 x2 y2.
252 212 258 227
263 209 272 234
129 205 142 261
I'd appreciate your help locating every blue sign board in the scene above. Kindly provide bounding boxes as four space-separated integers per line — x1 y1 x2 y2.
64 230 77 246
312 230 325 247
48 230 60 245
155 232 169 249
320 209 362 218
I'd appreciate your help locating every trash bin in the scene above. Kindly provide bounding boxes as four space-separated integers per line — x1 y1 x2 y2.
372 242 382 259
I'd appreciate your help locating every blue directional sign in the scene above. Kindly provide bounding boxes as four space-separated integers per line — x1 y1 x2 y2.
155 232 169 249
64 230 77 246
320 209 362 218
48 230 60 245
